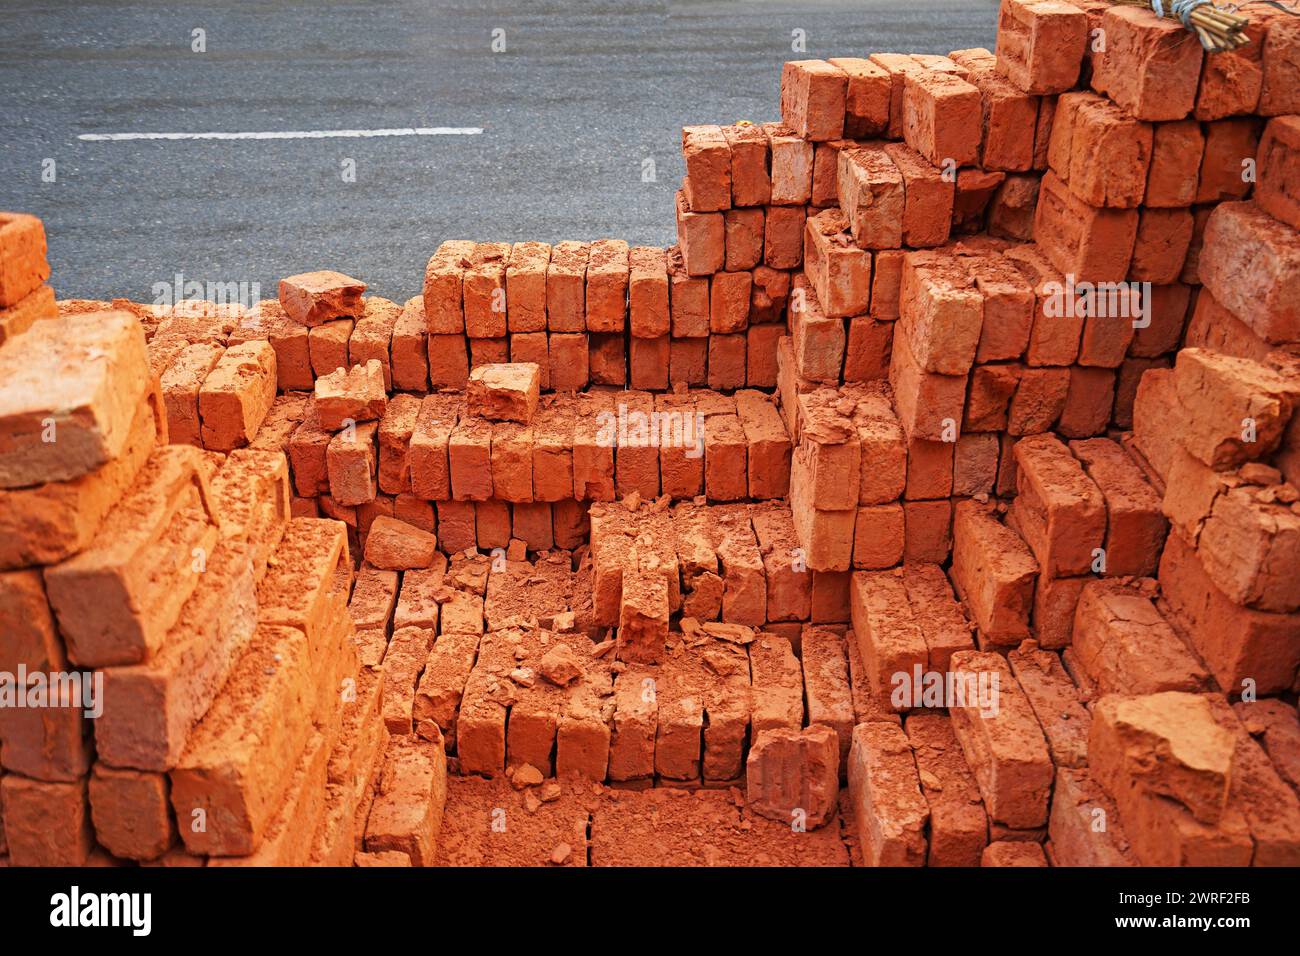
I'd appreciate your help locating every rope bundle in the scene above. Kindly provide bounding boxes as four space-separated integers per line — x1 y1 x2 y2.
1110 0 1251 51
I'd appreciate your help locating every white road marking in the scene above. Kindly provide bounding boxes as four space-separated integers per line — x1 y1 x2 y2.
77 127 483 141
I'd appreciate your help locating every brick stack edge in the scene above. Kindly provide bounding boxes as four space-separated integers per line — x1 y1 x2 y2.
1 0 1298 867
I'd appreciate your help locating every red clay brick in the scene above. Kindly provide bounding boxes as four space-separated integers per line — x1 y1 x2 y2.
902 70 982 167
1073 579 1209 695
675 192 725 277
545 240 588 332
721 124 771 207
1033 171 1138 282
837 145 904 250
948 649 1053 828
1092 5 1203 121
995 0 1088 94
1196 118 1261 204
1007 433 1105 576
746 725 840 828
681 125 732 212
950 500 1038 644
829 56 891 138
1199 200 1300 345
847 721 929 865
0 310 150 488
1257 115 1300 230
803 209 871 318
780 60 847 141
765 123 814 206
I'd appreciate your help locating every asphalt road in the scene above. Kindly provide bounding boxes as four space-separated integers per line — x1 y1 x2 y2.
0 0 999 303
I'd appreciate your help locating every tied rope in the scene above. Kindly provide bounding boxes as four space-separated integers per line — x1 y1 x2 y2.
1151 0 1212 24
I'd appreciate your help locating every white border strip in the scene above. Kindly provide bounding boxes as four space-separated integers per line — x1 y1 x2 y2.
78 127 483 141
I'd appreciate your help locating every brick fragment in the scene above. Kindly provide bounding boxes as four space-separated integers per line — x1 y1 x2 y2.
279 270 366 327
466 362 540 424
746 726 840 828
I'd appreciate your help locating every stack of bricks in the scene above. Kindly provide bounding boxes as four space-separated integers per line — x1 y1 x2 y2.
418 226 788 394
5 0 1300 869
285 345 794 563
0 300 400 866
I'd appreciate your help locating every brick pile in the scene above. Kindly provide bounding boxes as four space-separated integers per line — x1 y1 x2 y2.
0 299 400 866
3 0 1300 867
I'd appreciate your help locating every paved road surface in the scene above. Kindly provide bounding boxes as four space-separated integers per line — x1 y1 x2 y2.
0 0 999 302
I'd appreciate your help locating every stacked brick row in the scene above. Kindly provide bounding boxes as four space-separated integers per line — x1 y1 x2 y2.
0 277 400 864
286 361 793 564
421 234 789 393
1136 321 1300 699
122 271 795 565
